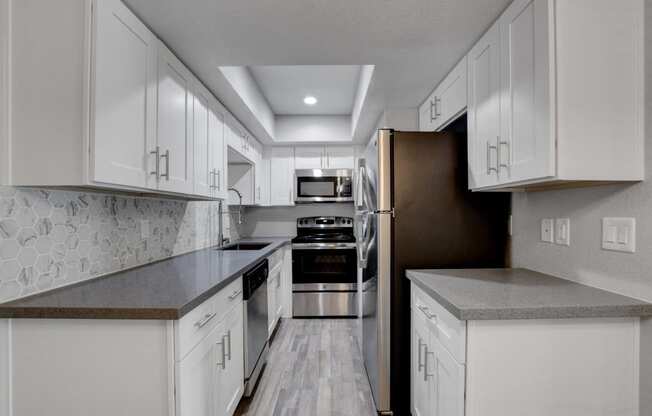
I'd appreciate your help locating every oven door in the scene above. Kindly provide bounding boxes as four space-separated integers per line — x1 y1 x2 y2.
292 243 358 290
295 169 353 203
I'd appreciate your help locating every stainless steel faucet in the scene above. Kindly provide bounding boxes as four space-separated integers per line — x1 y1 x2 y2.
227 188 244 225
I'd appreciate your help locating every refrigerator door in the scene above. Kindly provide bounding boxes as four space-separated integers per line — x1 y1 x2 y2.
362 129 393 414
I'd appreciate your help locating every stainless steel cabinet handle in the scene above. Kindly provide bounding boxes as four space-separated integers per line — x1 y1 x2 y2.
417 338 426 373
434 96 441 119
194 312 216 328
498 138 510 170
424 347 435 381
417 305 436 320
217 170 221 191
228 290 242 300
160 150 170 180
486 141 498 174
225 330 232 361
429 99 435 122
150 147 160 178
216 338 226 370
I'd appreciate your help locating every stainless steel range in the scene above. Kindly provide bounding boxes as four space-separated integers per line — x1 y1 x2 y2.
291 216 357 317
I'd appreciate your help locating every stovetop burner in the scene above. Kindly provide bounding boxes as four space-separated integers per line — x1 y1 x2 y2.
292 216 356 244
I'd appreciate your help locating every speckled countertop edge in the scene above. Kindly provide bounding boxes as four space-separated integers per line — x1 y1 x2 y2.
0 238 292 320
406 268 652 321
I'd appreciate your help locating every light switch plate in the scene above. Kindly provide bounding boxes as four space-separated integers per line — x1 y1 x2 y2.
541 218 554 243
602 217 635 253
555 218 570 246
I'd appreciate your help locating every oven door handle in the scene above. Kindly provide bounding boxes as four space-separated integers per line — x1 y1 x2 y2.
292 243 357 250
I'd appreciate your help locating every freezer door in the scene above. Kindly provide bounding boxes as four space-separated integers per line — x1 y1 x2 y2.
362 129 393 413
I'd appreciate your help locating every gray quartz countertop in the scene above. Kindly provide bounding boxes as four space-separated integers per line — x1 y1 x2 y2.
0 238 291 320
406 268 652 320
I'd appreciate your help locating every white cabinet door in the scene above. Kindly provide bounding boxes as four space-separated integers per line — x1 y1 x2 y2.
209 104 227 200
281 247 293 318
467 22 501 189
193 85 211 197
267 268 280 335
418 92 437 132
499 0 554 184
412 304 432 416
157 42 194 194
432 340 465 416
325 146 354 169
269 147 295 206
216 304 245 416
92 0 157 190
177 322 222 416
436 56 468 131
295 146 325 169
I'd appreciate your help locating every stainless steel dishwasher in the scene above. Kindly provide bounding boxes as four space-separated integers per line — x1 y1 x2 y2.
243 259 269 396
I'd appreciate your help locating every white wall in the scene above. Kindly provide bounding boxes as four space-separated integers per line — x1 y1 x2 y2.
0 0 9 185
511 3 651 413
274 115 351 143
233 204 354 238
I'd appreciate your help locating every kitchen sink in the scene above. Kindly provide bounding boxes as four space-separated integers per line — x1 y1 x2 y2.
217 242 272 251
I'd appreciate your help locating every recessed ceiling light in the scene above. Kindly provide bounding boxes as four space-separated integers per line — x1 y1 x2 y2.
303 95 318 106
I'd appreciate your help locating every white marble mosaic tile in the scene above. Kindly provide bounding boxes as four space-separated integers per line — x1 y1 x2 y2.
0 187 223 303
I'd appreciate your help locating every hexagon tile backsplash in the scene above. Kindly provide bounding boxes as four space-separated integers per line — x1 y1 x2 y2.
0 187 222 303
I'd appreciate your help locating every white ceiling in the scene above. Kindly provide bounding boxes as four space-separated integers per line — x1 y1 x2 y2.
249 65 361 115
123 0 512 142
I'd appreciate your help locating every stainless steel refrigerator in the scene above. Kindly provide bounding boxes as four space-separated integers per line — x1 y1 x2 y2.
356 123 510 416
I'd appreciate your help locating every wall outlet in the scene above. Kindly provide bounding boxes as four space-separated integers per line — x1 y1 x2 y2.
602 217 635 253
541 218 554 243
555 218 570 246
140 220 150 240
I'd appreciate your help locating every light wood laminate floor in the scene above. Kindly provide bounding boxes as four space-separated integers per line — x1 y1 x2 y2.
235 319 377 416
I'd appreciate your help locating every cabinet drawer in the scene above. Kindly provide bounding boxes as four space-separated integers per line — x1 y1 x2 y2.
413 284 466 364
212 277 243 324
176 277 243 360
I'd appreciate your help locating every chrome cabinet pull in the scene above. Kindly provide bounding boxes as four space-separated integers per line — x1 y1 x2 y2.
434 96 441 119
417 338 426 373
417 305 436 320
486 141 498 174
424 347 435 381
228 290 242 300
225 330 232 361
216 338 226 369
217 170 221 191
429 99 436 122
194 312 216 328
498 138 510 170
150 147 160 178
160 150 170 180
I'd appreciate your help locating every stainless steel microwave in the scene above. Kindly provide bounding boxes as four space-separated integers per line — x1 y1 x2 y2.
295 169 354 203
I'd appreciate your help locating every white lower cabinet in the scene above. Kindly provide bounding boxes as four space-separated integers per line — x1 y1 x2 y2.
267 249 286 337
410 282 641 416
216 302 245 416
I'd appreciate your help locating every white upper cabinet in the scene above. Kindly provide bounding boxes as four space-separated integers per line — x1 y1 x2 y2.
156 42 195 195
295 146 354 170
6 0 238 200
325 146 355 169
208 100 227 200
498 0 553 184
294 146 325 170
419 56 468 133
92 0 158 190
468 0 644 190
467 22 502 189
269 147 295 206
193 84 211 197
